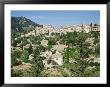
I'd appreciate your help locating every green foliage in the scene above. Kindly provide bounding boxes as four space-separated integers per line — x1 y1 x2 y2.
22 65 44 77
20 42 24 50
28 44 33 54
21 50 29 63
11 24 100 77
11 66 40 77
76 32 88 46
23 37 29 45
11 55 18 66
23 44 33 54
62 60 100 77
94 38 100 45
11 51 22 65
33 46 40 57
12 40 17 47
38 45 46 52
11 69 23 77
16 37 22 44
95 44 100 56
90 31 100 38
27 45 45 76
63 47 69 64
30 36 42 44
62 31 100 77
83 65 100 77
11 32 21 39
31 57 44 76
48 37 56 45
47 44 52 51
66 32 77 45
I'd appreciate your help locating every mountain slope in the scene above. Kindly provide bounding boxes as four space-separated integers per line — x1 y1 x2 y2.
11 16 43 32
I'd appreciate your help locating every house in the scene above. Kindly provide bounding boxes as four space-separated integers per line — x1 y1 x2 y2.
91 25 100 32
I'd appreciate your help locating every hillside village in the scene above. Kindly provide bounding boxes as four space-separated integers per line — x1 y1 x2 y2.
11 17 100 77
21 23 100 36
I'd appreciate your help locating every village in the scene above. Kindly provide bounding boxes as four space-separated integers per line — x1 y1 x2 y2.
21 23 100 36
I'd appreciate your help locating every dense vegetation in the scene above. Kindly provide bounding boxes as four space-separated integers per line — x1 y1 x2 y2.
11 30 100 77
11 17 100 77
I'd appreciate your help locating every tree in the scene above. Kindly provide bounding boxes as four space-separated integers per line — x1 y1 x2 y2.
28 44 33 54
63 32 78 64
94 23 98 26
94 38 100 45
63 31 96 76
11 54 18 66
91 31 99 38
90 31 100 45
21 50 29 63
20 42 24 50
48 37 56 45
12 40 17 47
11 50 22 65
16 37 21 44
95 44 100 56
31 46 44 76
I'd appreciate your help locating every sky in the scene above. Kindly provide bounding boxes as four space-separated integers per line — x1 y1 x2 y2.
11 10 100 28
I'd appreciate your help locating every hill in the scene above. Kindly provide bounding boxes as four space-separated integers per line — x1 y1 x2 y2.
11 16 43 32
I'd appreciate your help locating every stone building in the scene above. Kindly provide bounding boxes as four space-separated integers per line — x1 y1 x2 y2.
59 24 100 33
91 25 100 32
